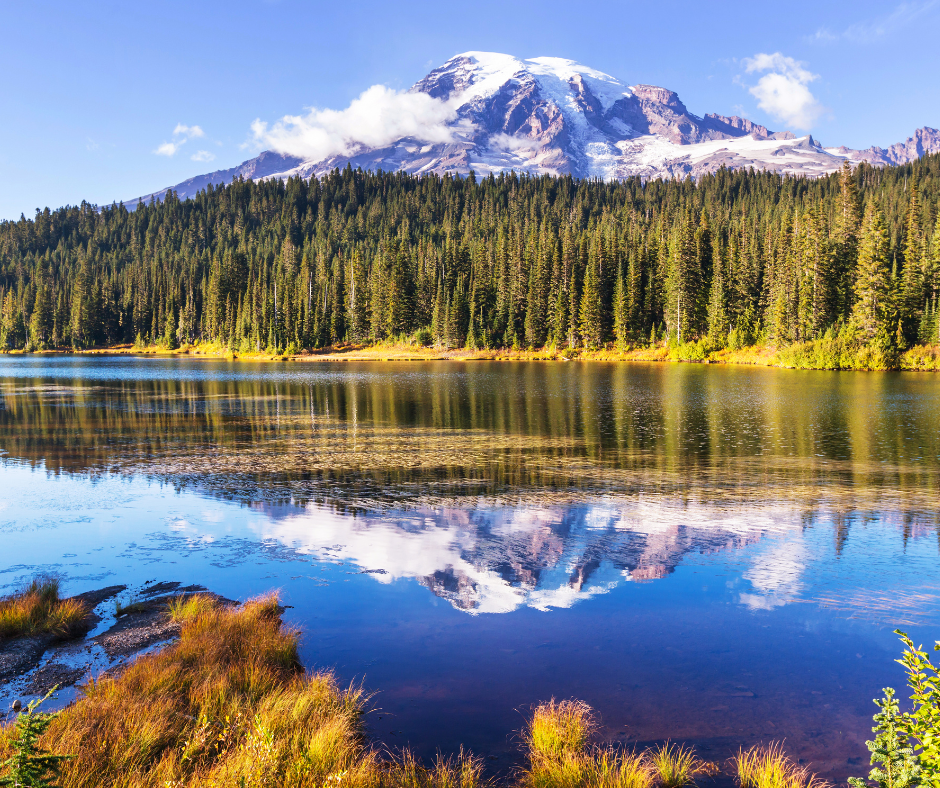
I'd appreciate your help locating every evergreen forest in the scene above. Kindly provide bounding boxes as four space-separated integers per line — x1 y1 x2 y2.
2 157 940 360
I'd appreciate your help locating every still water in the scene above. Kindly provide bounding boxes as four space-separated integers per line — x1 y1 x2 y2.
1 356 938 779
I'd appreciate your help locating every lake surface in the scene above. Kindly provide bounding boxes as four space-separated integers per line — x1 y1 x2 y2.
1 356 938 780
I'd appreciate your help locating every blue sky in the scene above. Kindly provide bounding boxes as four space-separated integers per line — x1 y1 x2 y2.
2 0 939 220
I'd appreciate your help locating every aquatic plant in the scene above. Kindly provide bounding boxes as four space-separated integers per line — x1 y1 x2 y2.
385 749 488 788
734 743 828 788
0 578 88 640
526 700 596 763
648 743 715 788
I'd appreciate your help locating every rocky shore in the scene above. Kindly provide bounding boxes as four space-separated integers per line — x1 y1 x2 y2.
0 580 228 715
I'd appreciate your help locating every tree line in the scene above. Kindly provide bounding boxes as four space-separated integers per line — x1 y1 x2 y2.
1 157 939 355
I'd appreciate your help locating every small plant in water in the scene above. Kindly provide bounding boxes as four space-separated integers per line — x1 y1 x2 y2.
526 699 595 762
734 742 828 788
114 597 148 617
0 688 72 787
650 743 716 788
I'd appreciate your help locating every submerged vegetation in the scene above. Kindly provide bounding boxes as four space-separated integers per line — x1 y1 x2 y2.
0 593 937 787
0 579 88 641
2 155 940 369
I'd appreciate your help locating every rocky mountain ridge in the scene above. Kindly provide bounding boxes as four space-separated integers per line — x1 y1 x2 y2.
126 52 940 208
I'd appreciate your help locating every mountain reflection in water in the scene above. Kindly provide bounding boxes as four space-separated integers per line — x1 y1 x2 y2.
1 356 939 780
1 357 938 621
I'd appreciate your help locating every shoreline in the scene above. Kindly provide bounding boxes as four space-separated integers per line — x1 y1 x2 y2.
4 340 940 371
0 587 865 788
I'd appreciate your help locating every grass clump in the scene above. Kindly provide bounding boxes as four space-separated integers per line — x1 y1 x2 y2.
386 749 487 788
166 593 225 623
0 578 89 640
734 743 828 788
521 701 703 788
527 700 596 763
649 743 716 788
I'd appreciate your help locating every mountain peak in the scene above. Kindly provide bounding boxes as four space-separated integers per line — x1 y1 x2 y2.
126 53 940 208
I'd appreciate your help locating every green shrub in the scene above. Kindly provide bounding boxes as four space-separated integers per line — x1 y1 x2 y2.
894 630 940 787
849 687 920 788
776 323 898 370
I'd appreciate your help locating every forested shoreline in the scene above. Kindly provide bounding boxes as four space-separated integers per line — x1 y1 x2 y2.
2 157 940 368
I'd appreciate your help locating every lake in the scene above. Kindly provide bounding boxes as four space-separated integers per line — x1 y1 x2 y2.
1 356 938 781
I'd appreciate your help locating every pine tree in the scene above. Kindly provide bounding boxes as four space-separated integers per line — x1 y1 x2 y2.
832 161 861 320
567 260 581 349
388 243 415 338
163 297 178 349
613 271 629 349
852 203 894 340
899 178 926 343
29 281 53 349
707 246 729 343
1 160 940 360
70 256 96 349
0 690 72 788
848 688 921 788
579 255 604 348
665 217 701 343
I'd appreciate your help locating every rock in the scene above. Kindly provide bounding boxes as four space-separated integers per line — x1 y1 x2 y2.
0 634 56 683
11 699 21 712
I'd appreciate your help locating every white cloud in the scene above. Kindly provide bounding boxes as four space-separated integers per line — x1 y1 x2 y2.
741 53 825 130
155 141 181 157
173 123 204 138
250 84 464 161
811 0 939 43
191 150 215 162
489 133 535 152
154 123 207 157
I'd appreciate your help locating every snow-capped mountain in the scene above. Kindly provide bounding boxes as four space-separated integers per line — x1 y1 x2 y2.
127 52 940 207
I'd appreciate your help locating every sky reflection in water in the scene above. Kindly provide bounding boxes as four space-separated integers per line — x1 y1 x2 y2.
0 356 938 780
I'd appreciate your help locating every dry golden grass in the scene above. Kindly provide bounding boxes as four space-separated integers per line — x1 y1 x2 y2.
733 743 829 788
0 592 486 788
0 577 89 640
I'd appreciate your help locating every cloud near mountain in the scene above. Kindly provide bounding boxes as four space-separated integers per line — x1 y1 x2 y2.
742 52 825 130
250 84 466 162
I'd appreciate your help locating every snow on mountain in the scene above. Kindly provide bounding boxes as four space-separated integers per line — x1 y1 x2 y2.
125 52 940 208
